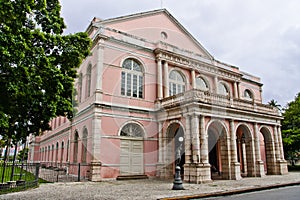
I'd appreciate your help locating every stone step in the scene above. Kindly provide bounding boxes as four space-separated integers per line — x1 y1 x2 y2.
116 174 148 180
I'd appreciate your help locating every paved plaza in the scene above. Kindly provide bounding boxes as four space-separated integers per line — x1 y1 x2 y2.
1 172 300 200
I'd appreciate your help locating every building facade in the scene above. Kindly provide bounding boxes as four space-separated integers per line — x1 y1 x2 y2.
28 9 288 183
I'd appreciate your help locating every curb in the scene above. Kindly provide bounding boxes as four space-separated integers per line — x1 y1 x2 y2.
158 181 300 200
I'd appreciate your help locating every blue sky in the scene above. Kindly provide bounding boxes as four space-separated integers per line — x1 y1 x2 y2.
60 0 300 107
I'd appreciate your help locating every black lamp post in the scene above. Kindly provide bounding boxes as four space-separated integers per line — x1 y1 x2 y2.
172 136 184 190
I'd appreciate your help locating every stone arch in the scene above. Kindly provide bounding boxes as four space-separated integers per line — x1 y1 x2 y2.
165 122 185 178
236 124 255 177
207 120 230 180
260 126 276 175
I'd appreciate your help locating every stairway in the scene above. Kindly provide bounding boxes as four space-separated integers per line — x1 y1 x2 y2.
116 174 148 180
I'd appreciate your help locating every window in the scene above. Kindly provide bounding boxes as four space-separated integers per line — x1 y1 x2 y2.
73 131 79 163
86 64 92 98
121 59 144 98
244 89 253 100
121 123 144 138
196 76 209 91
169 70 186 96
51 144 54 161
218 82 229 96
81 128 88 163
77 73 83 102
56 142 59 163
61 141 64 164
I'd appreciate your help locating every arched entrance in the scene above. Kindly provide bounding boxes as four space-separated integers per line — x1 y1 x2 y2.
260 127 276 175
207 121 230 180
236 125 255 177
166 123 185 178
119 123 145 175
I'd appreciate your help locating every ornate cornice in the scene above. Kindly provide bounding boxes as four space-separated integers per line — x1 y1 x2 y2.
154 48 242 82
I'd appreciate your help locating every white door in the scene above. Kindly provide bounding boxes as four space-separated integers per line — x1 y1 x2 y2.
120 140 144 175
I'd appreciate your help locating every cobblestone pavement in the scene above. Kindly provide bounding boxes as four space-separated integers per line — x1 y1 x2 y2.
1 172 300 200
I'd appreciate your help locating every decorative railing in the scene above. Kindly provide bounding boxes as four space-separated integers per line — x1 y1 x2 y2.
158 89 280 115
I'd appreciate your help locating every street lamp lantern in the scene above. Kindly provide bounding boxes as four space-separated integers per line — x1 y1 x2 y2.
172 136 184 190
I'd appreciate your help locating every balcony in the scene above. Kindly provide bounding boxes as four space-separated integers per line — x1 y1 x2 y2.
157 89 280 116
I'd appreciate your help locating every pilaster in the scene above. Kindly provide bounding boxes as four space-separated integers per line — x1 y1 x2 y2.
230 120 241 180
163 61 169 97
157 59 163 99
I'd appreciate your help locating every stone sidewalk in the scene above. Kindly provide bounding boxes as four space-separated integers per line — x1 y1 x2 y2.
1 172 300 200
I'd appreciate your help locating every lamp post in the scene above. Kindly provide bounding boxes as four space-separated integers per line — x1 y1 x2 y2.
172 136 184 190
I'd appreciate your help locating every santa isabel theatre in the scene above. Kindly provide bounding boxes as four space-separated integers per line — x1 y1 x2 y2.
28 9 288 183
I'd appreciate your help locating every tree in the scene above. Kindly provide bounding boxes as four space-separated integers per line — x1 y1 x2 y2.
17 147 29 161
268 99 282 111
0 0 91 142
281 93 300 165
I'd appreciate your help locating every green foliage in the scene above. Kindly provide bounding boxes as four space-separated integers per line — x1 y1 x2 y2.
17 147 29 161
0 0 91 141
282 92 300 161
268 99 282 111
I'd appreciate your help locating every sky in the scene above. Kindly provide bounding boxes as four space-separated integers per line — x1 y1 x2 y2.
59 0 300 107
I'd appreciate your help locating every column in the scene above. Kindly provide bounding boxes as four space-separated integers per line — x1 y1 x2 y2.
163 61 169 97
230 120 238 162
233 82 238 99
229 120 241 179
184 115 192 164
200 115 208 164
214 76 218 93
236 82 240 99
276 126 288 174
191 70 196 89
254 123 264 177
254 123 261 161
273 126 280 160
157 59 163 99
191 114 200 163
277 127 285 160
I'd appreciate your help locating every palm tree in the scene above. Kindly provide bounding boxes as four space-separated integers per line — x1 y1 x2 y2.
268 99 282 111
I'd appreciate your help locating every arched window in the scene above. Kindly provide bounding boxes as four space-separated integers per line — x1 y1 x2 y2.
81 128 88 163
86 64 92 98
56 142 59 163
244 89 253 100
66 139 69 162
77 73 83 103
48 146 50 161
51 144 54 162
196 76 209 91
73 131 79 163
120 123 144 138
218 82 229 96
61 141 64 164
169 70 185 96
121 58 144 98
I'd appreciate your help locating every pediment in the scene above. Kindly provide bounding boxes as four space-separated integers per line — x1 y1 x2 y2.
96 9 213 59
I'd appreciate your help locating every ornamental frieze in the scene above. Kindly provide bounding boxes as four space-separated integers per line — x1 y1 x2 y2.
155 49 241 81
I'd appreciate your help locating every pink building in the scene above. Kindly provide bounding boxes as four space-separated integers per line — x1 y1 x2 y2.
29 9 288 183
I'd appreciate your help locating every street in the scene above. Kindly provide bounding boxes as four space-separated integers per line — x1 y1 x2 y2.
200 185 300 200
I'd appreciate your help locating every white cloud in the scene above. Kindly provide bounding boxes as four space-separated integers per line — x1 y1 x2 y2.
59 0 300 106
